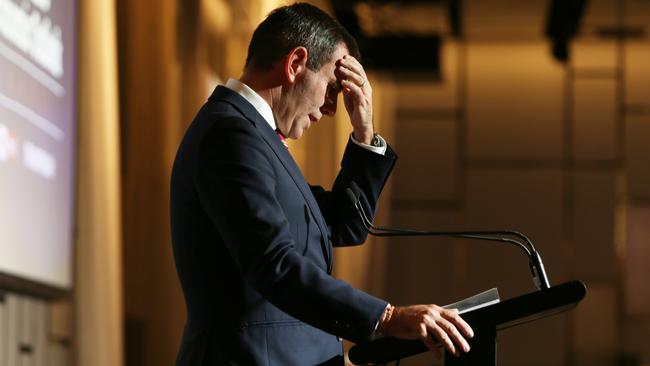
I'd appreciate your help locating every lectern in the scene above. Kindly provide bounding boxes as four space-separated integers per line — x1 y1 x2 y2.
349 280 586 365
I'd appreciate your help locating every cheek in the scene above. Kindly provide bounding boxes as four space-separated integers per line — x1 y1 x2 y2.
320 82 330 102
319 90 328 106
309 81 327 107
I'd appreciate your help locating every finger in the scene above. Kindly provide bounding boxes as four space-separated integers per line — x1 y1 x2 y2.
418 324 442 360
430 324 457 357
442 309 474 339
339 62 367 88
340 55 367 79
438 317 471 353
341 79 365 104
337 65 366 88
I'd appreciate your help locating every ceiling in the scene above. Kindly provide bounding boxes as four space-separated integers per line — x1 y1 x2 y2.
328 0 649 71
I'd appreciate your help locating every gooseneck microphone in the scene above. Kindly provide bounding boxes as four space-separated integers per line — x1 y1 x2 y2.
345 182 550 290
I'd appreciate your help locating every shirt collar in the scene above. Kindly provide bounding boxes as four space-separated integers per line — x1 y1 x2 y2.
224 78 276 130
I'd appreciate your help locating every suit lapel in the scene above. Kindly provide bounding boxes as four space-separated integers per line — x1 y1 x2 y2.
209 86 333 269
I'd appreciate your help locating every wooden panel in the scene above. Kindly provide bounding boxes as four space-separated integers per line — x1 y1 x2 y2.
47 300 70 345
465 0 547 37
581 0 618 26
0 295 50 366
626 115 650 201
117 0 187 365
33 300 47 366
0 294 48 366
572 171 616 281
19 296 34 366
625 42 650 201
47 342 68 366
573 80 617 161
573 42 617 70
622 318 650 365
625 1 650 30
465 169 565 297
625 205 650 316
467 43 564 160
393 120 458 202
499 315 567 366
386 208 464 306
76 0 124 365
574 284 618 366
5 293 21 366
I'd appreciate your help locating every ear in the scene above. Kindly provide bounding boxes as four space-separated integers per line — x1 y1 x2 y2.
283 47 309 84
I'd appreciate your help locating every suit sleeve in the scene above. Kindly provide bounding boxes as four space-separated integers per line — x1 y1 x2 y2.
193 118 388 342
311 138 397 247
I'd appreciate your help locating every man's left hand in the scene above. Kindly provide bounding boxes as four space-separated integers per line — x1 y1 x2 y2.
336 55 374 144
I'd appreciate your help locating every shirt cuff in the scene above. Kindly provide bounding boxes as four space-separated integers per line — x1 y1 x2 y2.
369 303 392 340
350 133 387 155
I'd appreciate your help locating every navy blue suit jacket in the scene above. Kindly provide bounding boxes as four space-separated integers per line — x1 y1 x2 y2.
170 86 397 365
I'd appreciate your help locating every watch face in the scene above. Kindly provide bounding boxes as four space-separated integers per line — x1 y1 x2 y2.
372 135 380 147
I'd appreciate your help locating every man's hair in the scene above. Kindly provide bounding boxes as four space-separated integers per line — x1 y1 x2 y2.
245 3 360 72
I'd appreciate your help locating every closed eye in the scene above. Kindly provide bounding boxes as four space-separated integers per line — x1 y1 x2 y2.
327 82 341 102
329 80 342 95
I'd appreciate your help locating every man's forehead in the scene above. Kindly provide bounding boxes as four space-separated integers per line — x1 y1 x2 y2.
324 45 350 76
331 44 350 63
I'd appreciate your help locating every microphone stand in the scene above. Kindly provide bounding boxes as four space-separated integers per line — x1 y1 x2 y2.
345 186 550 290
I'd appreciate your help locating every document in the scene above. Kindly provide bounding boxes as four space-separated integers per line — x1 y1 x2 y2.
443 288 500 314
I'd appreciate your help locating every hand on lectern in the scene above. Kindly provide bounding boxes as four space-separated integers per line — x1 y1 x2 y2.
380 305 474 359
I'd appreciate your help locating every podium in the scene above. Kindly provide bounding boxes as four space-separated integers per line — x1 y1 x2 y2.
349 281 587 365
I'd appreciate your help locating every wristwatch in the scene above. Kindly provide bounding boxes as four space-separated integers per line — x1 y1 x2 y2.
370 133 381 147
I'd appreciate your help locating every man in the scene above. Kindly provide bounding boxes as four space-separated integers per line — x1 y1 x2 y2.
170 3 473 365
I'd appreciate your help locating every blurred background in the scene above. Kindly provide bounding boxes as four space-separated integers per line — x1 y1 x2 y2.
0 0 649 365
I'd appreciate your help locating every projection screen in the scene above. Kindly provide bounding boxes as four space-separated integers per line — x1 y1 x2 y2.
0 0 77 295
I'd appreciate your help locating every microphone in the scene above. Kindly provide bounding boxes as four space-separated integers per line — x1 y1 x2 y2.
345 182 550 290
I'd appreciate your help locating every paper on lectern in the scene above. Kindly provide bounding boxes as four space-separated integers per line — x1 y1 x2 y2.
443 288 500 314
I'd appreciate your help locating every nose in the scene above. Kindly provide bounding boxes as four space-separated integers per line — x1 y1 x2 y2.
320 90 337 117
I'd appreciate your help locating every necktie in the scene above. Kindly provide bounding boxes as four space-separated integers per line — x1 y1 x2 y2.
275 129 288 149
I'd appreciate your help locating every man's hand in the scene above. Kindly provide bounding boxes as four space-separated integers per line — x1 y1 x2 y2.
336 55 374 144
381 305 474 359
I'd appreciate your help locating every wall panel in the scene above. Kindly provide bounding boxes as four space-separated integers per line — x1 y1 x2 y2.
624 43 649 93
572 170 617 281
387 209 464 306
467 44 564 160
573 284 618 366
465 169 565 295
573 42 618 70
625 205 650 316
393 120 458 202
573 80 617 161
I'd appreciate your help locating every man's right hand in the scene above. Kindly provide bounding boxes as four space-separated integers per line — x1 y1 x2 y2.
380 304 474 359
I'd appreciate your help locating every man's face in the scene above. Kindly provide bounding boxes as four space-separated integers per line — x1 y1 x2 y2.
276 44 348 139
